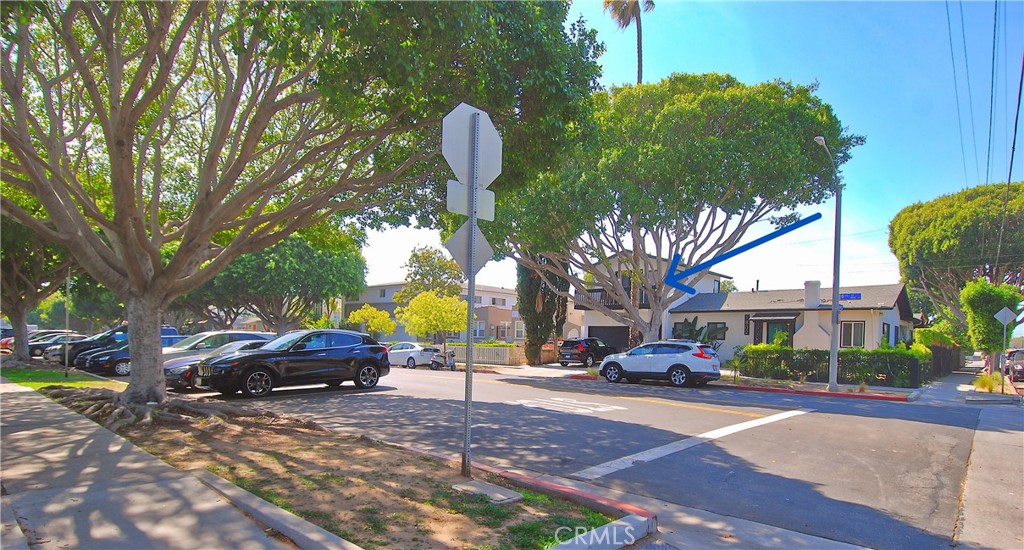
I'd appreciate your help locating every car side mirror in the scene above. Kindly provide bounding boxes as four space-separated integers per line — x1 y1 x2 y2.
293 343 306 351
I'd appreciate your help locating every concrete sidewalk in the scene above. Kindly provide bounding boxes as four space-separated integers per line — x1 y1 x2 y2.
914 372 1023 550
0 377 351 550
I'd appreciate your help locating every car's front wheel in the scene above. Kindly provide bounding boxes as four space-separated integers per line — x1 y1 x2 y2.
113 359 131 377
241 367 275 398
30 348 42 357
354 363 380 389
604 364 623 383
406 357 416 369
668 366 691 387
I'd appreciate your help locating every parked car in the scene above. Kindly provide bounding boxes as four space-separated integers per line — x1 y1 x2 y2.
162 330 274 362
165 340 267 390
2 330 75 353
80 343 132 376
1007 349 1023 381
599 340 721 387
27 333 86 358
195 329 390 398
558 337 618 368
56 325 179 364
388 342 442 369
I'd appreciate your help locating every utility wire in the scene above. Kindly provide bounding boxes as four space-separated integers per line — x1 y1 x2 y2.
983 0 999 185
945 0 971 189
994 51 1023 273
959 0 983 184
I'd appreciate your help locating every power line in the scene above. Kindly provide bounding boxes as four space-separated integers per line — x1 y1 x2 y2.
959 0 983 184
983 0 999 185
994 51 1023 272
945 0 971 189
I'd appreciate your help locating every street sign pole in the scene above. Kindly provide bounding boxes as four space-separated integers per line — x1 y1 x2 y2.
994 307 1016 395
441 102 501 478
462 113 480 478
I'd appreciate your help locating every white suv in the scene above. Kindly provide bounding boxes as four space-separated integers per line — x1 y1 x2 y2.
599 340 721 387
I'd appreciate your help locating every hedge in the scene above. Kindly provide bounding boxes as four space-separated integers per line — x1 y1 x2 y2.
738 344 930 388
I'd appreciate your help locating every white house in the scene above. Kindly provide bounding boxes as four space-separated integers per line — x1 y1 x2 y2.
667 281 915 360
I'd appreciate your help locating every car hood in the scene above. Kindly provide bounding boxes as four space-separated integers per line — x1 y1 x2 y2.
601 351 627 363
202 348 269 365
162 348 207 361
163 356 203 370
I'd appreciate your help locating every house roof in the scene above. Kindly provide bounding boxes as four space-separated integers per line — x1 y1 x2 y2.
670 283 914 322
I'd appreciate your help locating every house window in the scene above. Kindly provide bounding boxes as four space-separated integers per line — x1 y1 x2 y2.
515 321 525 339
379 289 386 298
474 296 482 304
841 321 865 348
474 321 485 338
882 322 891 346
707 322 727 341
491 297 506 307
713 280 721 293
496 322 511 340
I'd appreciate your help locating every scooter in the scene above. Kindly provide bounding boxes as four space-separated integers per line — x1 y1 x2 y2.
429 350 457 371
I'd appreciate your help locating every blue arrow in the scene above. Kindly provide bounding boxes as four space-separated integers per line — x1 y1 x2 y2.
666 213 823 294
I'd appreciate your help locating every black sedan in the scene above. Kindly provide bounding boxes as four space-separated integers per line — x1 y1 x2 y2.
195 329 390 398
164 340 267 390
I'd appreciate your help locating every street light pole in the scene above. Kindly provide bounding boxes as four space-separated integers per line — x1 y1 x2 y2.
815 136 841 392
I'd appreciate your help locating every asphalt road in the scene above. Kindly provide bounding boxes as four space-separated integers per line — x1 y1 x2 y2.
193 368 979 549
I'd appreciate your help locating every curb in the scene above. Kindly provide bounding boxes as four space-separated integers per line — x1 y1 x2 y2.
731 384 911 401
192 470 363 550
372 441 657 549
1 496 31 550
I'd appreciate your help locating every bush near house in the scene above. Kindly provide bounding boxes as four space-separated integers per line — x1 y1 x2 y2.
739 343 932 388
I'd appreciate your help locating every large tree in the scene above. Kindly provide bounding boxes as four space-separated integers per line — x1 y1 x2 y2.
392 245 465 308
889 182 1024 331
395 291 468 344
0 215 78 360
603 0 654 85
499 73 861 341
1 2 601 404
516 258 568 364
217 234 365 334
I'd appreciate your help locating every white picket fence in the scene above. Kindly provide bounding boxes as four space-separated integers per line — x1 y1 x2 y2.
449 345 526 366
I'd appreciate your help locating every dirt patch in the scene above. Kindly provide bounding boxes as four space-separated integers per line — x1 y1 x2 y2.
38 385 611 549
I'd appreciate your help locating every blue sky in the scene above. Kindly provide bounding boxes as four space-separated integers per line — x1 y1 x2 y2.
363 0 1023 333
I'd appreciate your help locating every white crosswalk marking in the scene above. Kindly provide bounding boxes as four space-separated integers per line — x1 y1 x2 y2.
508 397 628 415
572 408 814 480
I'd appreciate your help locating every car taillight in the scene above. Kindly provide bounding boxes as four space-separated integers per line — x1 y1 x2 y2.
577 343 585 353
693 349 712 360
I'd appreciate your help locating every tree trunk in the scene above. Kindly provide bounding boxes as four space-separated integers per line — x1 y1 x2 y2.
8 308 31 361
115 294 166 406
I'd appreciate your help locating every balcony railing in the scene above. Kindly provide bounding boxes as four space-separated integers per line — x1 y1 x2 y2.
574 288 650 310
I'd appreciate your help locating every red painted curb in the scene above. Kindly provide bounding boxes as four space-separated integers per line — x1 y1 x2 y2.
568 374 599 380
367 439 657 520
732 385 909 401
499 470 656 519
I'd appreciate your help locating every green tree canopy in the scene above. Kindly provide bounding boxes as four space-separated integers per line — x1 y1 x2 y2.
0 215 78 360
500 73 861 341
347 304 396 340
959 278 1022 355
395 291 468 343
1 1 601 404
393 246 466 308
889 182 1024 329
217 235 366 334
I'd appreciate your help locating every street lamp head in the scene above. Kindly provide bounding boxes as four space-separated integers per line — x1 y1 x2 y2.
814 136 827 147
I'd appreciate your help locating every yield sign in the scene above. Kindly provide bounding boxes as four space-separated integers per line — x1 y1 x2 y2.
445 221 494 278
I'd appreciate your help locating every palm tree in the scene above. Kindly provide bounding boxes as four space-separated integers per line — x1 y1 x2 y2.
603 0 655 85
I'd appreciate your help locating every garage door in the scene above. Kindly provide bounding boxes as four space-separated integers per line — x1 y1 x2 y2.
587 326 630 352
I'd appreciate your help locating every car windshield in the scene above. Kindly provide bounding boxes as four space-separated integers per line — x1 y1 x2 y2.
170 333 210 349
261 331 307 351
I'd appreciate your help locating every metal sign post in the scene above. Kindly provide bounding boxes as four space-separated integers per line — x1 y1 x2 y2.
994 307 1016 394
441 103 501 478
